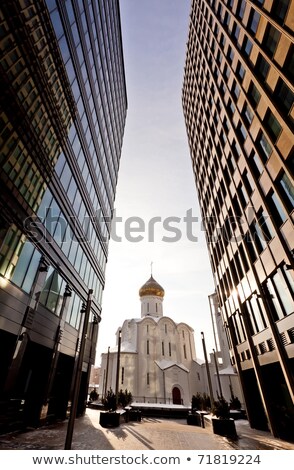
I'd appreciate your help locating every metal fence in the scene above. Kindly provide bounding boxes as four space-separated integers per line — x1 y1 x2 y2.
131 396 183 405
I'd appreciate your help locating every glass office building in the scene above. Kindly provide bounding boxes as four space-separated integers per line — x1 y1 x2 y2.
0 0 127 431
182 0 293 441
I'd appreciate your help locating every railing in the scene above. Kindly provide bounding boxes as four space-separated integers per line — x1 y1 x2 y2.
131 396 183 405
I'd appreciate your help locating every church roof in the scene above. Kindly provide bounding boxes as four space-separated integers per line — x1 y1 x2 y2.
155 359 189 373
218 365 238 375
139 275 165 298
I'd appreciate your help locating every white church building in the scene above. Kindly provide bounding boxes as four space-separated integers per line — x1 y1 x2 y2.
99 275 243 408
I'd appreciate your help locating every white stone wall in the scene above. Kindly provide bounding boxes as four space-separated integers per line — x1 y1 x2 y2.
140 295 163 317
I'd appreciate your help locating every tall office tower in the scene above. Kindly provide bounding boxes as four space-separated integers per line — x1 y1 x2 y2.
0 0 127 431
182 0 294 441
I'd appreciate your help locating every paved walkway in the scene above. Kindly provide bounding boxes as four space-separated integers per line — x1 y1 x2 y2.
0 408 293 451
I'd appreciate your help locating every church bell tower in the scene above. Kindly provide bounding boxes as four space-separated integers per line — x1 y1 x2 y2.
139 275 165 318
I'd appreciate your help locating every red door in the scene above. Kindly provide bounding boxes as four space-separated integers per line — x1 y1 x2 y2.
172 387 181 405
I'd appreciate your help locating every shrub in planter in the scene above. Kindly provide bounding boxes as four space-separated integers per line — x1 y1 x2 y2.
211 397 237 439
191 393 203 411
230 395 241 410
202 392 211 411
100 389 119 428
102 388 133 411
118 389 133 408
191 392 211 412
100 388 134 428
212 397 230 419
89 388 98 402
102 389 117 411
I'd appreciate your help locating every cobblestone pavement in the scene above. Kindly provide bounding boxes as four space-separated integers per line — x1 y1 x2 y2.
0 408 293 451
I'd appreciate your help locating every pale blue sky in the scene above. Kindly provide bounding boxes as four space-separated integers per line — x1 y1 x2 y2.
95 0 216 364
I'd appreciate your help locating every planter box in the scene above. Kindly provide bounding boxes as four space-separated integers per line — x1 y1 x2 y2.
212 417 237 438
128 410 142 422
187 413 201 426
99 411 120 428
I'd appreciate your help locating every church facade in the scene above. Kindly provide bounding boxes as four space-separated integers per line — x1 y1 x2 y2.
99 275 243 407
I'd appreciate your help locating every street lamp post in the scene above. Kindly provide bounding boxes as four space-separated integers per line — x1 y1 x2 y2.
208 293 219 352
201 331 214 408
115 329 122 408
103 346 110 400
213 348 223 399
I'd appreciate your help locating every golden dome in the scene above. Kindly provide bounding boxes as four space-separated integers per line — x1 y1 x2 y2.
139 275 165 298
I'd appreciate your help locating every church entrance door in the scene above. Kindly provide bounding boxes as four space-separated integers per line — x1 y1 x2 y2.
172 386 181 405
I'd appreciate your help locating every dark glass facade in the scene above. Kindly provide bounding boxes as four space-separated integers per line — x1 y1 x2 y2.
183 0 293 441
0 0 127 431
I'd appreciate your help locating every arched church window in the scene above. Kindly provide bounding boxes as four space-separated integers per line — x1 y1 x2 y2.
147 340 149 355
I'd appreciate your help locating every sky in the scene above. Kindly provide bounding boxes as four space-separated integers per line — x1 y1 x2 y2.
95 0 216 365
